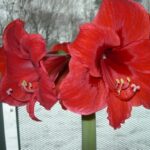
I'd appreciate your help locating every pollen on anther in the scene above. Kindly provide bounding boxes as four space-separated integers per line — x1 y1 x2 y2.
116 79 120 84
127 77 131 83
120 78 124 84
21 80 27 87
6 88 13 95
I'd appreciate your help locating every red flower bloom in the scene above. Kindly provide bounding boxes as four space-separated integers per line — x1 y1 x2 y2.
59 0 150 129
0 19 63 120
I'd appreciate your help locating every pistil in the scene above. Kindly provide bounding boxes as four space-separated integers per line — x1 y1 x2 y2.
6 88 13 95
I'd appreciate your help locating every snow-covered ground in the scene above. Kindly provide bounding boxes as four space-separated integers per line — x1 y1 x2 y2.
3 103 150 150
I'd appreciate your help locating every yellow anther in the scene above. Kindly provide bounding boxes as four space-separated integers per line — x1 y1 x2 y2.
120 78 124 84
116 78 124 95
127 77 131 83
21 80 27 87
116 79 120 84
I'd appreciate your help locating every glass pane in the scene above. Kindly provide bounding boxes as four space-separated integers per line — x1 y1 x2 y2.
97 107 150 150
17 104 81 150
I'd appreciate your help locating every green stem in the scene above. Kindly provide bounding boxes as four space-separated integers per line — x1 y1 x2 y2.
82 113 96 150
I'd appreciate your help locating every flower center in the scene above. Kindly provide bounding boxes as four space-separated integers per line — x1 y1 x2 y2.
21 80 34 93
114 77 140 101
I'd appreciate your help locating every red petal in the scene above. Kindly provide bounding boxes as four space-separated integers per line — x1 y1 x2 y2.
131 72 150 108
101 57 132 94
105 40 150 108
37 56 69 109
112 40 150 73
0 52 38 104
50 42 70 53
27 94 41 121
37 68 57 110
93 0 150 45
0 76 27 106
44 55 69 81
0 47 6 76
3 19 46 64
60 58 108 115
21 34 46 66
103 40 150 87
107 93 132 129
69 23 120 77
3 19 27 56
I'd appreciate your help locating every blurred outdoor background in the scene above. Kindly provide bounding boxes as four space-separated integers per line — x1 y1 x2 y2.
0 0 149 46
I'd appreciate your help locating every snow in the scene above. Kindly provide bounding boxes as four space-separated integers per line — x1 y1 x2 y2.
3 103 150 150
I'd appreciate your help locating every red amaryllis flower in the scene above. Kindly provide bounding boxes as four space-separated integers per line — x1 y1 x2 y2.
0 19 63 120
59 0 150 129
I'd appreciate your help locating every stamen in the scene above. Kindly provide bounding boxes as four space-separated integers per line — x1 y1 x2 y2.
21 80 34 93
131 84 140 92
117 79 124 95
127 77 131 83
115 79 120 84
28 82 33 89
120 78 124 84
114 77 140 101
21 80 28 87
115 79 120 90
131 84 136 88
6 88 13 95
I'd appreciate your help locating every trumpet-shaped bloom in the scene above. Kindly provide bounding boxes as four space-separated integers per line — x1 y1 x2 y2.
0 19 64 120
59 0 150 129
